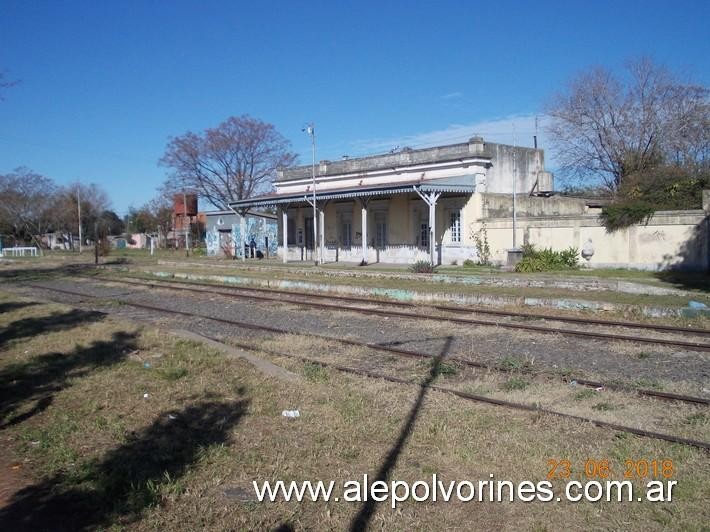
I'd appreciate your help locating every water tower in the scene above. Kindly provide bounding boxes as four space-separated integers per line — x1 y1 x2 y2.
173 193 198 249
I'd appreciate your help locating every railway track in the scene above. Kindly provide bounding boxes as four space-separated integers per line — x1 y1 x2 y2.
26 279 710 405
113 274 710 336
17 281 710 452
93 274 710 353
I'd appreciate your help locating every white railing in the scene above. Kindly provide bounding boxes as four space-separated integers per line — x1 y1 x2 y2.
0 246 39 257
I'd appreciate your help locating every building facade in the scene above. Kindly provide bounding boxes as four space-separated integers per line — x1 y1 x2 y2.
204 210 278 259
230 137 552 265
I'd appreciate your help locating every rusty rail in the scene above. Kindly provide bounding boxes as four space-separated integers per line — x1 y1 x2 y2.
23 281 710 408
98 275 710 353
99 273 710 336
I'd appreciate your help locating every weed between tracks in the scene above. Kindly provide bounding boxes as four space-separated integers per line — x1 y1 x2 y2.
0 290 709 530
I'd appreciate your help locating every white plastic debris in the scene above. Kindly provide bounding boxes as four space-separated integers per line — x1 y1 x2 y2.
168 414 177 420
282 410 300 418
143 393 149 399
569 380 578 386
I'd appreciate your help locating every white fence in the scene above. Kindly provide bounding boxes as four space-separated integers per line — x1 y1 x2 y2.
0 246 39 257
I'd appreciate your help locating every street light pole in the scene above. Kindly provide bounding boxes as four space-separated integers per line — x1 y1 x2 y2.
512 124 518 250
77 187 82 253
183 191 189 257
304 124 318 265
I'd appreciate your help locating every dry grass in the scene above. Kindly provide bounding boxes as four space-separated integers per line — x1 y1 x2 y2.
0 290 708 530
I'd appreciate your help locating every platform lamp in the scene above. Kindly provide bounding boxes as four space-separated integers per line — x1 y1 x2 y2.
303 123 318 265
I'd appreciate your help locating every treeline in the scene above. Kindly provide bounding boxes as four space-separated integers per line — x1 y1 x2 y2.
548 58 709 230
0 167 126 250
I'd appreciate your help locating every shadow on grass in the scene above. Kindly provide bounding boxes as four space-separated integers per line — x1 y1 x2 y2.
655 271 710 293
0 330 135 428
349 335 453 532
0 259 127 283
0 309 106 350
0 301 39 314
0 398 248 531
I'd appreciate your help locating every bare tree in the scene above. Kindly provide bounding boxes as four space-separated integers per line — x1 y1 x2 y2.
546 58 709 193
125 193 174 247
160 115 297 210
53 182 110 248
0 168 56 252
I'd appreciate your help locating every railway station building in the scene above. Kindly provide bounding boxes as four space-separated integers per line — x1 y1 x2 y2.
229 136 553 265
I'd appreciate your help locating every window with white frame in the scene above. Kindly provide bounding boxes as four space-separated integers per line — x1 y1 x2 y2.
449 210 461 243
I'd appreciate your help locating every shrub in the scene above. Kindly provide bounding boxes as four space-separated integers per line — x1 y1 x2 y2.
502 377 529 391
514 244 579 272
303 362 328 382
472 223 491 265
599 201 655 232
462 259 476 268
410 260 435 273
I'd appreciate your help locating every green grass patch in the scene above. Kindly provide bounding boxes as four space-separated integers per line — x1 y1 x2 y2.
634 378 663 390
417 358 458 377
592 402 618 412
502 376 529 391
303 361 329 382
573 389 598 401
158 367 189 381
684 413 708 426
497 356 533 372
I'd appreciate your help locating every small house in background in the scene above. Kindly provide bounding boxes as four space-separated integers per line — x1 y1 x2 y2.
126 233 151 249
204 210 278 259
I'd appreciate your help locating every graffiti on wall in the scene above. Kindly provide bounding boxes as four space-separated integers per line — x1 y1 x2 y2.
206 216 278 258
233 217 278 258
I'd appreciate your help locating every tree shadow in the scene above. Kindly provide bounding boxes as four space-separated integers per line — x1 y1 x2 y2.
349 336 454 532
655 214 709 291
0 397 248 531
0 309 106 349
375 337 448 348
0 330 135 428
0 259 126 283
0 301 39 314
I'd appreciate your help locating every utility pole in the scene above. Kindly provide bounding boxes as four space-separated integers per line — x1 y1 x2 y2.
183 191 190 257
94 221 99 265
77 187 82 253
304 124 318 265
512 123 518 249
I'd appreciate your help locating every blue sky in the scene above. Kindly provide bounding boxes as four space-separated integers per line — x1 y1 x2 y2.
1 0 708 214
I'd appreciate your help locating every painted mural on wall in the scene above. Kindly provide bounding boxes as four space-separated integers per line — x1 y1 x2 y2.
205 230 220 256
206 215 278 258
233 216 278 258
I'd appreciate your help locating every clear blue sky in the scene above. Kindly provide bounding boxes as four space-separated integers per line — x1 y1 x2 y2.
1 0 708 214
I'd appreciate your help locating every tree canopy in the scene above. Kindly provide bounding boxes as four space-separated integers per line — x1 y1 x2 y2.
546 58 709 193
0 169 116 249
159 115 297 210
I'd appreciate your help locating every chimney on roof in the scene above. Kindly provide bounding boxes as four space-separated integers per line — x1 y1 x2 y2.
468 136 484 155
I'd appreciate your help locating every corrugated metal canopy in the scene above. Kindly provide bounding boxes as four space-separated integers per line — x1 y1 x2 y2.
229 175 477 209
